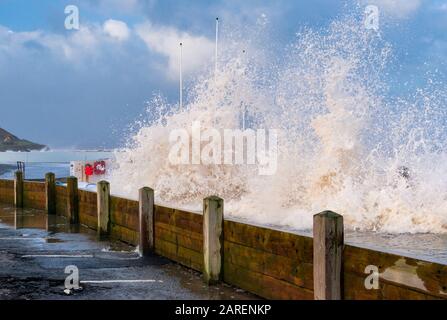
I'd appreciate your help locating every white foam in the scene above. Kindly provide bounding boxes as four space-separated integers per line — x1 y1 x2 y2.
109 12 447 234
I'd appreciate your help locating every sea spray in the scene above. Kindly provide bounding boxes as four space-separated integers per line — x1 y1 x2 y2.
109 11 447 234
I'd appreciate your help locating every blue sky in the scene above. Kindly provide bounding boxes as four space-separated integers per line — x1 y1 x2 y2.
0 0 446 149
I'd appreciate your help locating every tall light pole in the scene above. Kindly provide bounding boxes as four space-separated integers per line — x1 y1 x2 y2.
179 42 183 110
215 17 219 81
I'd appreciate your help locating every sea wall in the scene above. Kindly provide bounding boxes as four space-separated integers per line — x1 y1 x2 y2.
0 177 446 300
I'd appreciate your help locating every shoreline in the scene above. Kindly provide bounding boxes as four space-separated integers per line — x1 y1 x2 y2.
0 164 15 176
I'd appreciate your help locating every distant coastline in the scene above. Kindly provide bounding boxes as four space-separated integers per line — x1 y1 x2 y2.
0 127 47 152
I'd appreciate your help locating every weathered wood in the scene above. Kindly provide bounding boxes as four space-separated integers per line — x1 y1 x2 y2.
66 176 79 224
224 260 314 300
343 244 447 299
97 181 110 236
14 171 23 208
343 271 438 300
155 223 203 253
55 185 68 216
23 181 46 210
45 173 56 215
203 196 224 284
224 220 313 262
0 179 14 204
79 189 98 218
313 211 344 300
155 237 203 272
139 187 154 256
110 196 139 231
155 205 202 234
224 240 314 290
79 212 97 230
110 224 138 246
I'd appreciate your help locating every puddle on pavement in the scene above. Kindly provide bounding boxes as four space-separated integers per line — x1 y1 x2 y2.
0 203 259 300
0 203 135 253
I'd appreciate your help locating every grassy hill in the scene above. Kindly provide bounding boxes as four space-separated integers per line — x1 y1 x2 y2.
0 128 47 152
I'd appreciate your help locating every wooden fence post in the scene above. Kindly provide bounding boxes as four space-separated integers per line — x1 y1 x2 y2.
14 171 23 208
313 211 344 300
139 187 154 256
97 181 110 236
66 176 79 224
203 196 224 285
45 172 56 215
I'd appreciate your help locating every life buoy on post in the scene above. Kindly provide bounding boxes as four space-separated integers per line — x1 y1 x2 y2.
94 160 106 175
85 164 94 176
84 164 94 183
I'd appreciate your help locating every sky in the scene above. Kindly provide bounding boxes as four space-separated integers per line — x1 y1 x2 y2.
0 0 446 149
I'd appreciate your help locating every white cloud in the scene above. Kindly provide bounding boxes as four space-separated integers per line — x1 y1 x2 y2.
364 0 421 18
103 19 130 41
0 24 105 63
94 0 140 13
135 21 214 80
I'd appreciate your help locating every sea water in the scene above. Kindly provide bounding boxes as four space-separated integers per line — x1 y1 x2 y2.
108 8 447 237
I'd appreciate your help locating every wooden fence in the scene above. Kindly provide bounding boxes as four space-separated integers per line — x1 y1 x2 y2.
0 172 446 300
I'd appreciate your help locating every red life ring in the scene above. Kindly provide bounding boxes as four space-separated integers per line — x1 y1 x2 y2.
85 164 94 176
94 160 106 175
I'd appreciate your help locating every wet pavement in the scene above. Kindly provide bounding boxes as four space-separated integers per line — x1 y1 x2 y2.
0 203 257 300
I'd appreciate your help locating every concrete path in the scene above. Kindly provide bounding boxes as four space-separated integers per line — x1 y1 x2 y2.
0 204 257 300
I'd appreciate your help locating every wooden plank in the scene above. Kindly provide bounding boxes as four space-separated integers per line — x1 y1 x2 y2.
155 238 203 271
79 213 97 230
23 181 46 210
343 270 439 300
0 184 14 203
97 181 110 235
110 196 139 231
66 177 79 224
203 196 224 284
155 205 202 234
45 173 56 215
0 179 14 188
313 211 343 300
155 221 203 242
224 220 313 262
14 171 23 208
79 189 97 218
155 224 203 253
224 260 314 300
344 245 447 299
55 185 68 217
139 187 154 256
110 224 138 246
23 194 46 210
23 181 45 192
224 240 314 290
